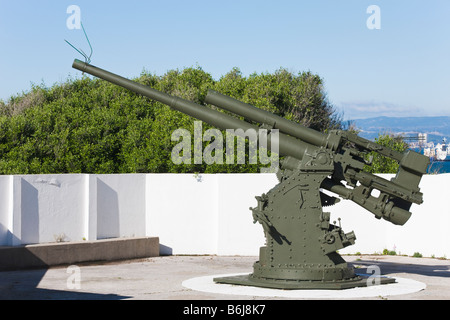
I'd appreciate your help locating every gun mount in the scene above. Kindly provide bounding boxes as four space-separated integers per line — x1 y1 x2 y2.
72 59 430 289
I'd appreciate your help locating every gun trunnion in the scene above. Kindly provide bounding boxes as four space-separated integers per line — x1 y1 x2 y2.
72 59 430 289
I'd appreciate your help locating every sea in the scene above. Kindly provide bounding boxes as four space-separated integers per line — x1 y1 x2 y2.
411 148 450 174
426 160 450 174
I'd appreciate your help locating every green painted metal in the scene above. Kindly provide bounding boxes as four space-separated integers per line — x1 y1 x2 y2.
72 59 430 289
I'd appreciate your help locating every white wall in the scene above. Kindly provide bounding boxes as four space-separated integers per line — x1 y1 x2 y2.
215 173 277 256
0 174 147 246
334 174 450 258
0 173 449 258
146 174 219 255
146 173 277 255
0 174 87 246
0 175 11 245
95 174 146 240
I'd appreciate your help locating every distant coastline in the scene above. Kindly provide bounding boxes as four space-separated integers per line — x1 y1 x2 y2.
350 116 450 174
350 116 450 144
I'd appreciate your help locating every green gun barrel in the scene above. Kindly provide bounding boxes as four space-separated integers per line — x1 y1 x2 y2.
205 89 341 150
72 59 314 161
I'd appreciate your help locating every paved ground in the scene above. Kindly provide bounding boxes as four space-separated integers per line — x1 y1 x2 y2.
0 255 449 300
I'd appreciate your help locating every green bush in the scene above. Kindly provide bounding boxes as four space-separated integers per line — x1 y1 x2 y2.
0 66 341 174
383 248 397 255
364 133 409 174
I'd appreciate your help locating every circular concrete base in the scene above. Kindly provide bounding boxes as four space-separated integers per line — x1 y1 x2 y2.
182 273 426 299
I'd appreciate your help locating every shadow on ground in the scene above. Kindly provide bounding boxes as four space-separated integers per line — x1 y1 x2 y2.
349 259 450 278
0 267 130 300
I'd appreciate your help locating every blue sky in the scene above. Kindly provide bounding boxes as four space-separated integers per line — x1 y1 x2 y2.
0 0 449 119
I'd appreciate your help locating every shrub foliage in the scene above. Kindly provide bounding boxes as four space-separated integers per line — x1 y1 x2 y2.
0 66 343 174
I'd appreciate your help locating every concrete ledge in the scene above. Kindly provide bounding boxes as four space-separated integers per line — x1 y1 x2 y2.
0 237 159 271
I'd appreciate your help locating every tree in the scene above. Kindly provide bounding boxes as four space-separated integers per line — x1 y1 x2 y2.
364 133 409 173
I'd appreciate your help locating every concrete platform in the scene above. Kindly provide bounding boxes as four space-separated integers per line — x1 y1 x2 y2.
0 254 449 300
0 237 159 271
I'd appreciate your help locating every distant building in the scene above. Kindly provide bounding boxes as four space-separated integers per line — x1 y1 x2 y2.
424 138 449 160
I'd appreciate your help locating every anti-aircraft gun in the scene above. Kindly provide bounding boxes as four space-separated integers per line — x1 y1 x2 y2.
72 59 430 289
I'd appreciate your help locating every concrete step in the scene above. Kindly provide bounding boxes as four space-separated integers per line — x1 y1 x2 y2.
0 237 159 271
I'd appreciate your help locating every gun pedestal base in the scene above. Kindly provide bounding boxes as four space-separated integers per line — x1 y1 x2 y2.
216 169 397 290
213 272 396 290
